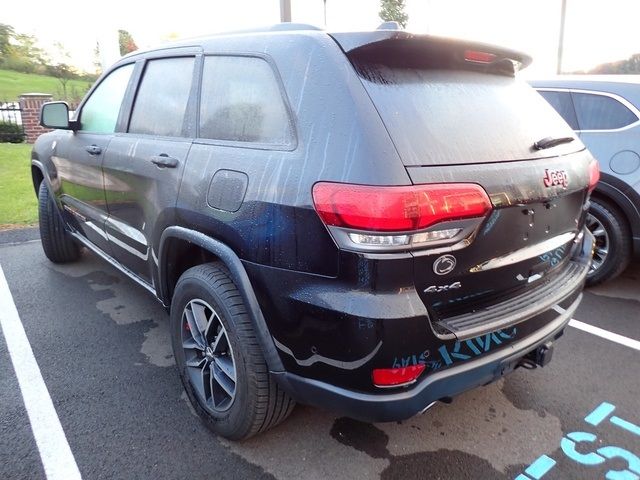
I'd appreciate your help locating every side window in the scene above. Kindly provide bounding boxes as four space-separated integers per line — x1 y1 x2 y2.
199 56 293 145
128 57 195 137
572 92 639 130
80 64 134 133
538 90 579 130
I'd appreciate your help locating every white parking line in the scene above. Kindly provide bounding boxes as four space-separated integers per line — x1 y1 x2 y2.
0 265 82 480
569 319 640 352
552 304 640 351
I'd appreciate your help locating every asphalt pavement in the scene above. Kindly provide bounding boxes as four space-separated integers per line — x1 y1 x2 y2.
0 229 638 480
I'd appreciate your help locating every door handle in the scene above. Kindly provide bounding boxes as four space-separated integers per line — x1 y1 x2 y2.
85 144 102 155
150 154 179 168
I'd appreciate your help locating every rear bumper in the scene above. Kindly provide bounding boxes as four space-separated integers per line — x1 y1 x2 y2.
274 293 580 422
273 230 593 422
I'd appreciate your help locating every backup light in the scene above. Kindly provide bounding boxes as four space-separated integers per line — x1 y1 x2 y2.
411 228 462 244
372 365 426 388
348 228 462 248
348 233 410 246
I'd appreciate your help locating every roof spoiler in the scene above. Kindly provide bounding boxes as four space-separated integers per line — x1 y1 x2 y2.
329 31 532 76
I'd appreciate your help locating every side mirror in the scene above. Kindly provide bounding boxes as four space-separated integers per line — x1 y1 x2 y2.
40 102 74 130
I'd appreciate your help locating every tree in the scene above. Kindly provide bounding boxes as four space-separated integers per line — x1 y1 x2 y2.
0 23 15 56
48 42 76 99
0 24 47 73
49 63 75 97
93 41 102 75
118 29 138 56
379 0 408 28
585 53 640 74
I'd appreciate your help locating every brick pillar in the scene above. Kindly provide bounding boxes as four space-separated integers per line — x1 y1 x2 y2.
18 93 53 143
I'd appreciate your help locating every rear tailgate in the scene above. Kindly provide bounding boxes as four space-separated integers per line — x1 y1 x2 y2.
335 31 592 338
407 153 591 339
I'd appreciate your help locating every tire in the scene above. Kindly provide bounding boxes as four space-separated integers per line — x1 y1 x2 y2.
38 182 80 263
170 262 295 440
585 198 631 287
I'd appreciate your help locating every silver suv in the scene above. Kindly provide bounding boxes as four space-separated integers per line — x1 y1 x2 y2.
530 76 640 285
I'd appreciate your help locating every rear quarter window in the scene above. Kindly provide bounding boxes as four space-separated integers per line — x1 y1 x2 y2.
198 56 293 146
572 92 639 131
538 90 579 130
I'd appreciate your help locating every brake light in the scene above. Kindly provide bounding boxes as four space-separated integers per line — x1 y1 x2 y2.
372 365 425 387
588 159 600 192
312 182 492 232
464 50 497 64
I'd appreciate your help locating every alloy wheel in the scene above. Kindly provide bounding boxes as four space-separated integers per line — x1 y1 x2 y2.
585 212 610 275
181 299 237 412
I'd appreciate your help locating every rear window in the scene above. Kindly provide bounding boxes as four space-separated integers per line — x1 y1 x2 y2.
350 62 581 166
129 57 195 137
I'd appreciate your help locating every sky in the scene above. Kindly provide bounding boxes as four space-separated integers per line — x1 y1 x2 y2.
2 0 639 77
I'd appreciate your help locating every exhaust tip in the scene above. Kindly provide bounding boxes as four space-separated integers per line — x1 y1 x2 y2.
419 396 454 415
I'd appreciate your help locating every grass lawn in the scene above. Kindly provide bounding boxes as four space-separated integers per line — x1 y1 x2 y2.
0 143 37 227
0 69 92 101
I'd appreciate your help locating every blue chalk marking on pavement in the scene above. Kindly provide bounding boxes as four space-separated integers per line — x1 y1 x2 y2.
585 402 616 426
524 455 557 479
516 401 640 480
604 470 639 480
598 446 640 479
561 432 605 466
611 416 640 438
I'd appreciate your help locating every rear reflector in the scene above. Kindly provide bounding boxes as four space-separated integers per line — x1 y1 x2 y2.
588 159 600 192
372 365 425 387
312 183 492 232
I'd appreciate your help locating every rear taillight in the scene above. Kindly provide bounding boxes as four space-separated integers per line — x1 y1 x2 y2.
312 183 491 232
588 159 600 192
372 365 425 388
312 182 492 250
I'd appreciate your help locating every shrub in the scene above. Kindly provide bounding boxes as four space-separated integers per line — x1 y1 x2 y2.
0 122 25 143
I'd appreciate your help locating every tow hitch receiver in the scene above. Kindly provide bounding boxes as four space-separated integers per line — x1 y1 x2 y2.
526 341 555 367
494 342 555 382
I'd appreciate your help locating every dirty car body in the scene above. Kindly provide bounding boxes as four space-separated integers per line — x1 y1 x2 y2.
32 25 596 428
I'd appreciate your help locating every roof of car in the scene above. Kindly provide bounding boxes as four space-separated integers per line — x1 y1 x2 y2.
528 75 640 106
120 23 531 70
529 75 640 88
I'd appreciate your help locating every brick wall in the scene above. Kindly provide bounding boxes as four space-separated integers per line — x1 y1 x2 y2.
19 93 53 143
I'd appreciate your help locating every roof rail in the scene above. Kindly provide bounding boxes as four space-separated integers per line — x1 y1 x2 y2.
269 23 323 32
377 21 402 30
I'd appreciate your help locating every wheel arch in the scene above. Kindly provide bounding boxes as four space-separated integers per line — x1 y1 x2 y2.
591 172 640 257
31 161 45 196
158 226 285 372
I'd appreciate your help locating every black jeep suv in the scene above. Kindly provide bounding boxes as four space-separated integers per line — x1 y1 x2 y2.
33 24 596 440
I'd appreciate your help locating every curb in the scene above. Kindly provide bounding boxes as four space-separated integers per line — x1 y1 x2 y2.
0 227 40 245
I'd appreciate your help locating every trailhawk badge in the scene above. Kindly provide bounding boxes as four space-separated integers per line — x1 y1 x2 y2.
433 254 456 275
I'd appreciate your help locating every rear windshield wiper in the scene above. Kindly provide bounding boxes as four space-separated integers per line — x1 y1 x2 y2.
533 136 575 150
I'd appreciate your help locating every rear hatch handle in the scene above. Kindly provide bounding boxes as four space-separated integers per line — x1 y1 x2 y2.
533 136 575 150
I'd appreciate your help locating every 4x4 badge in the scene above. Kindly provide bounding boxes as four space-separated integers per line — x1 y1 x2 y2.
424 281 461 293
433 254 457 275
